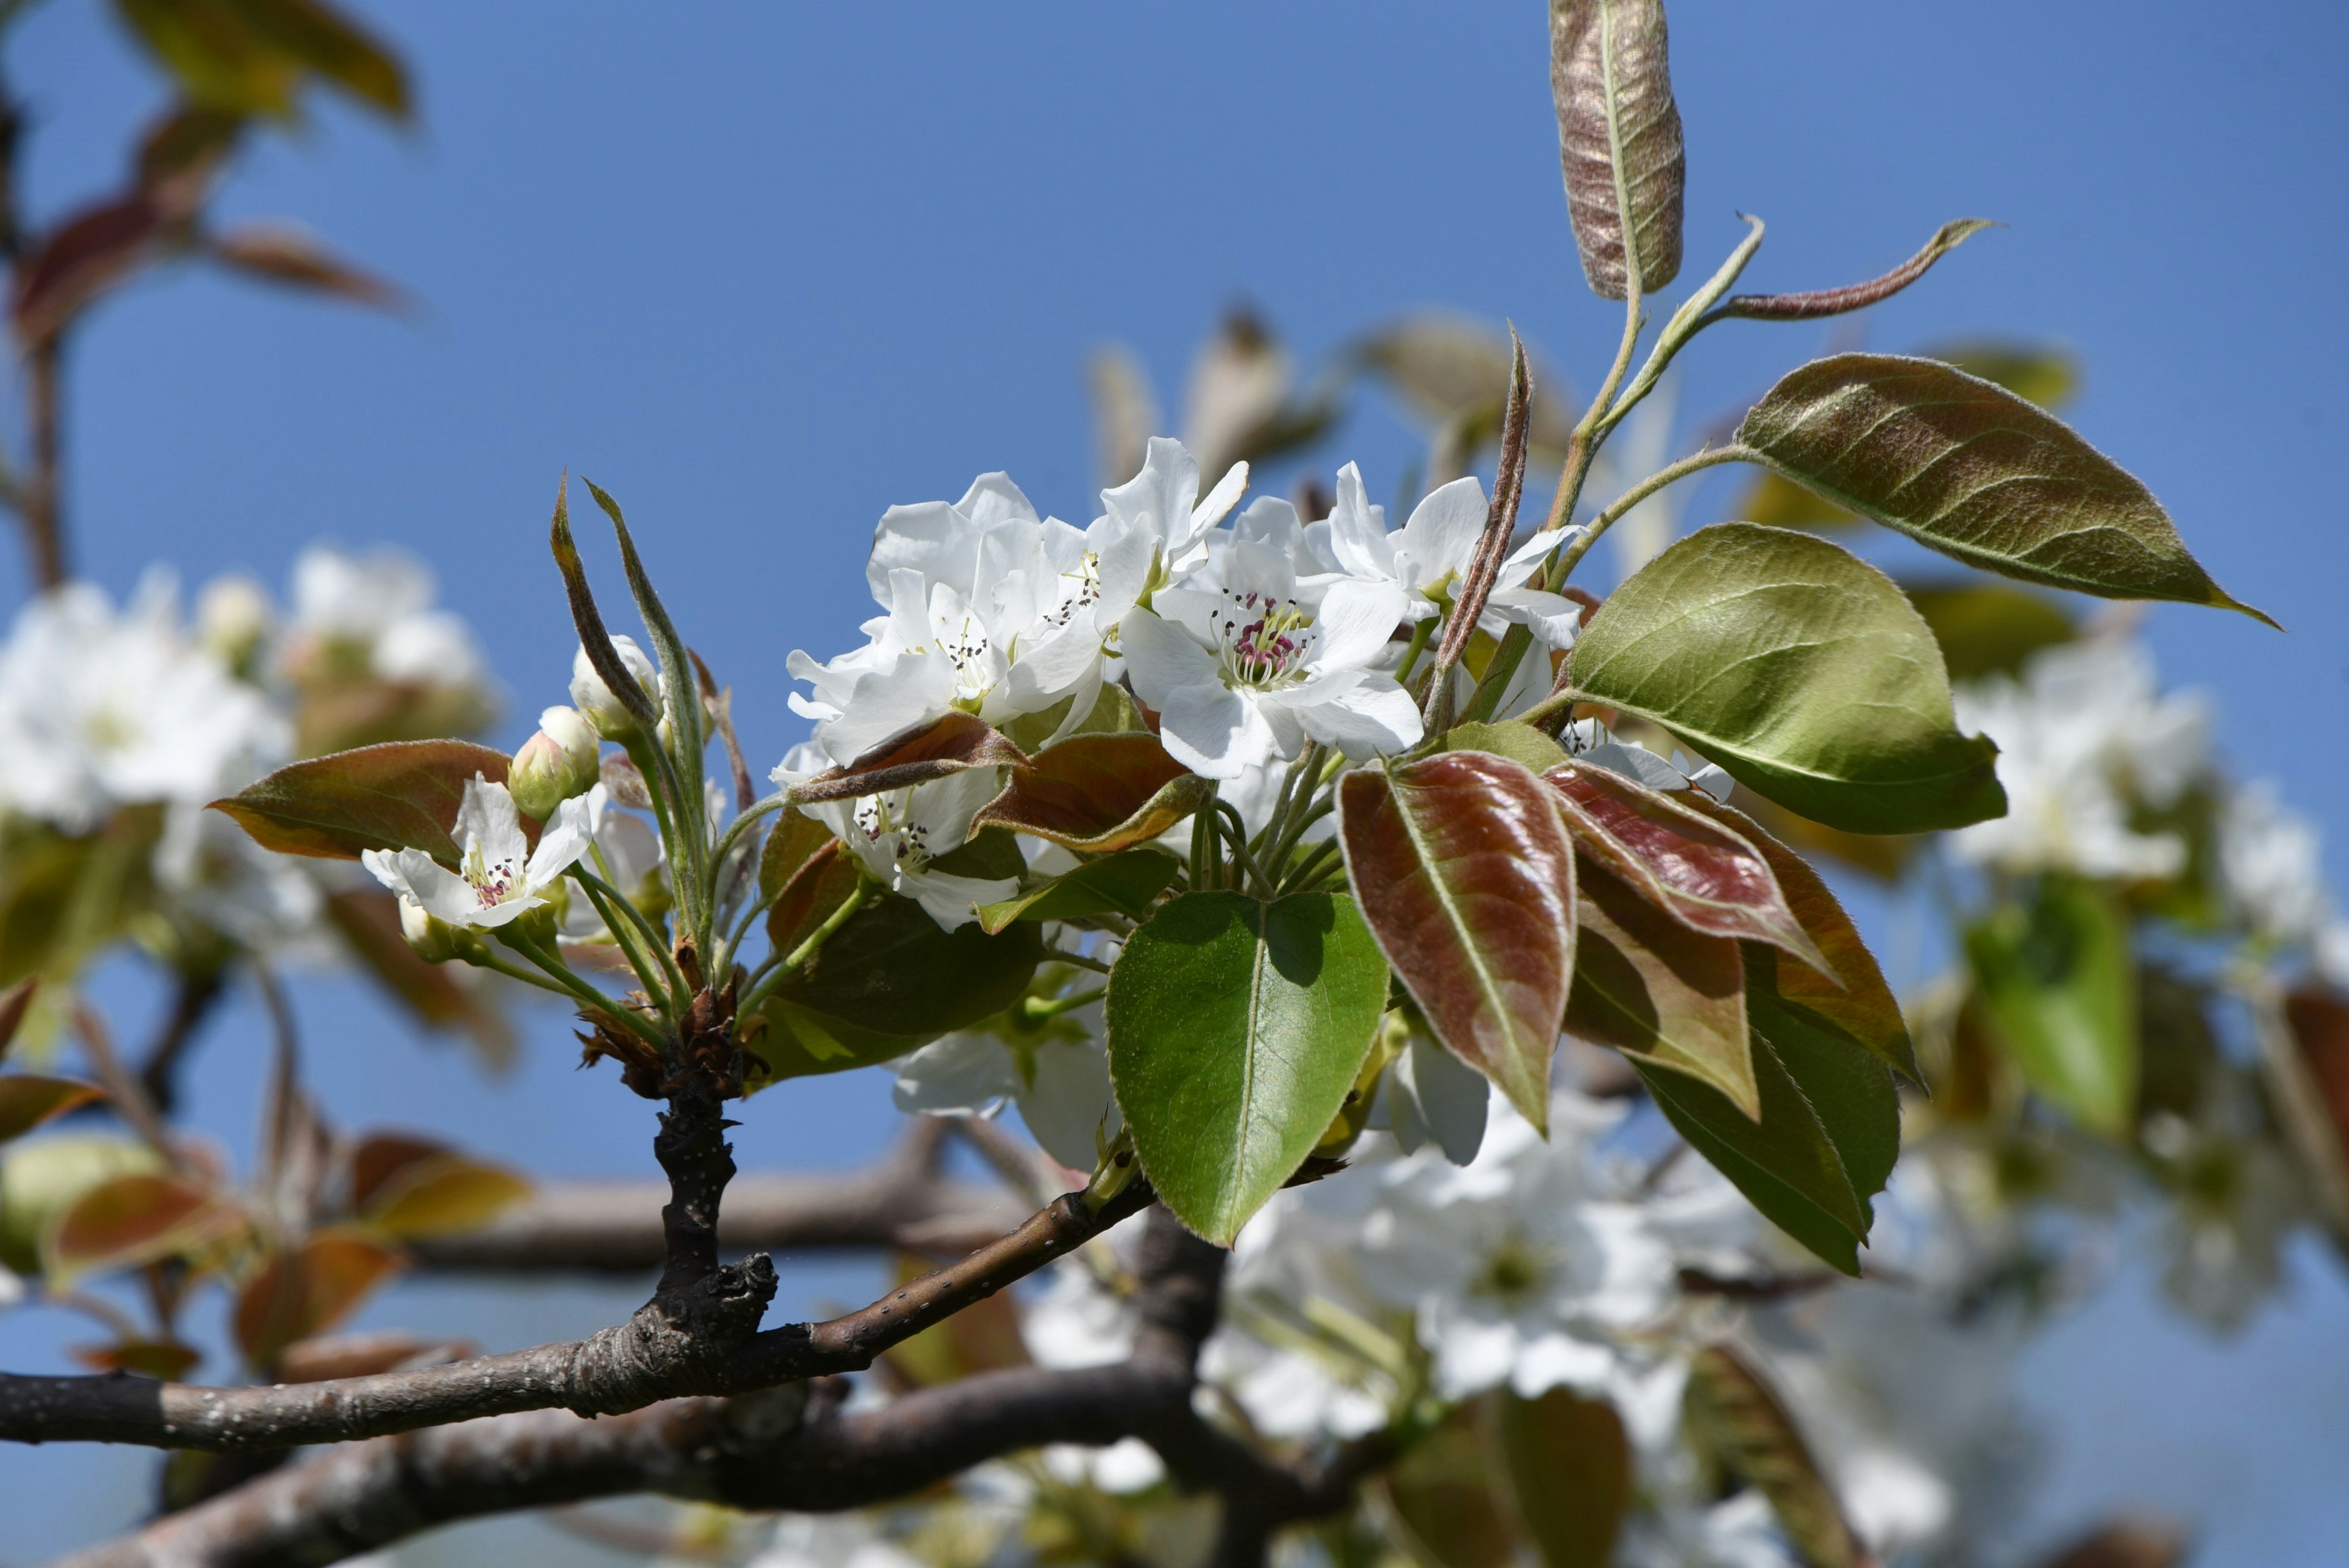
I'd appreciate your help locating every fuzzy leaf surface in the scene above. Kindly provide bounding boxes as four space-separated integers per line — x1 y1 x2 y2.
1107 891 1387 1243
210 741 514 861
974 732 1213 852
1339 753 1577 1129
790 712 1024 804
1549 0 1685 297
1565 524 2004 833
1739 354 2269 622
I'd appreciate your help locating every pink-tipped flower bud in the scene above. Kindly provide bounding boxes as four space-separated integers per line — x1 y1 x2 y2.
570 636 659 740
509 704 600 821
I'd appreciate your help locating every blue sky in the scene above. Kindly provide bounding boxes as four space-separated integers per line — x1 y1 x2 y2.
4 2 2347 1561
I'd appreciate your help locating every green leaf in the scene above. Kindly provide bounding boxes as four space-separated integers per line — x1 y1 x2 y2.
360 1156 530 1240
1107 891 1388 1243
973 732 1213 853
1338 754 1578 1130
1679 796 1921 1083
0 1076 105 1144
209 741 516 861
0 978 37 1063
1901 578 2076 684
977 848 1179 934
1442 719 1570 775
113 0 409 121
1566 857 1754 1117
773 893 1044 1037
1737 354 2273 624
1549 0 1685 298
1967 877 2137 1136
1683 1347 1867 1568
1565 523 2005 833
1498 1388 1631 1568
1927 338 2080 409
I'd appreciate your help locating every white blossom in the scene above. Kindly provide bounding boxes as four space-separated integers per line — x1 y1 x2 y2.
362 775 592 931
287 544 486 689
889 994 1121 1171
775 743 1015 931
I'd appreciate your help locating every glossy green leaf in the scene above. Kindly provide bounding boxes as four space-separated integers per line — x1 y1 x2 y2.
210 741 516 861
1739 354 2271 623
973 732 1213 853
0 1076 105 1143
976 848 1180 934
1567 857 1754 1117
1685 1347 1866 1568
1967 877 2137 1136
1899 578 2076 685
1339 753 1578 1130
1565 523 2005 833
1549 0 1685 297
1680 795 1921 1083
1499 1388 1631 1568
1107 891 1388 1243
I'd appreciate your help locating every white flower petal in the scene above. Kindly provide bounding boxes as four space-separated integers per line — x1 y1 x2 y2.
1161 682 1278 780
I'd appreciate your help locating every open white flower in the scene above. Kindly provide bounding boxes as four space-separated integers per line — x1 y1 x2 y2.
1323 462 1587 644
1121 538 1419 779
889 990 1120 1170
787 757 1017 931
288 544 488 689
362 775 592 931
1098 435 1248 579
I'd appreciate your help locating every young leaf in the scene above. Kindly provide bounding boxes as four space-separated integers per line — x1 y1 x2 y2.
1353 315 1578 460
0 977 39 1061
1107 891 1389 1243
1497 1388 1632 1568
44 1172 245 1286
1567 857 1754 1117
1442 719 1570 775
1564 524 2005 833
1549 0 1685 299
765 839 862 954
790 712 1025 804
767 893 1044 1041
1679 795 1921 1083
209 223 401 308
1708 218 1995 322
1684 1347 1868 1568
0 1076 105 1143
1967 877 2137 1136
234 1228 406 1373
1738 354 2273 623
1546 762 1829 971
972 732 1214 852
209 741 516 861
759 809 840 905
1338 753 1578 1131
360 1156 530 1240
0 1136 165 1274
976 848 1180 934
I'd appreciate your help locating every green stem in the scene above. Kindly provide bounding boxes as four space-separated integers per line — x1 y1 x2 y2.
1190 797 1219 892
1279 836 1342 894
1021 985 1107 1024
709 795 785 883
571 863 686 1011
1542 445 1754 591
1215 801 1273 896
1044 946 1113 975
492 932 669 1050
739 879 874 1016
1392 615 1439 689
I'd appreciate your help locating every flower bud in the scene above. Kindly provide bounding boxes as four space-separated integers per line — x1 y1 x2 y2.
196 574 273 678
570 636 659 740
399 897 460 964
508 705 601 820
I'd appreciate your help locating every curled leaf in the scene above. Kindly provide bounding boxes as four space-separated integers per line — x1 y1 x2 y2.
1709 218 1995 322
1685 1346 1867 1568
792 712 1025 804
973 732 1213 852
209 222 401 308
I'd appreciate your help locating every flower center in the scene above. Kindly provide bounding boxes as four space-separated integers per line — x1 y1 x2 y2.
1213 591 1314 691
1042 553 1102 629
853 793 933 869
462 841 522 909
1471 1233 1554 1310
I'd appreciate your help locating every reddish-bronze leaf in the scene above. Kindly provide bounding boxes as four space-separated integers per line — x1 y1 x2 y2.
12 191 171 348
0 1074 105 1143
765 837 861 954
209 223 403 308
234 1228 406 1373
276 1329 474 1383
1682 794 1921 1082
347 1132 451 1212
0 976 37 1061
790 712 1024 804
1338 752 1576 1131
45 1172 245 1283
360 1154 530 1239
210 741 516 861
974 732 1215 853
70 1337 202 1381
1546 762 1828 972
1565 856 1756 1118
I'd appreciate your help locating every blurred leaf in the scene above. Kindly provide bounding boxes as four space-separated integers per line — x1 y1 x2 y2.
113 0 409 121
360 1153 529 1239
1547 762 1826 968
1441 719 1570 775
1927 338 2080 410
136 102 245 191
2135 966 2219 1123
0 1136 165 1274
1338 752 1578 1129
1184 305 1327 478
1376 1397 1518 1568
790 713 1023 804
324 889 513 1066
1549 0 1685 297
1684 1346 1866 1568
1108 891 1388 1243
277 1328 470 1382
210 740 513 861
234 1226 404 1372
1902 579 2076 683
2032 1522 2187 1568
1567 856 1754 1117
1497 1387 1630 1568
71 1337 202 1381
292 675 499 756
1086 344 1159 491
1682 795 1920 1082
1354 314 1575 459
1567 524 2005 834
1967 878 2137 1136
976 847 1179 934
0 1075 105 1143
0 977 37 1061
974 733 1213 853
10 192 173 348
45 1171 245 1285
0 813 162 986
1730 469 1856 530
881 1249 1031 1388
1725 784 1913 883
209 221 399 306
1740 354 2270 623
2270 989 2349 1242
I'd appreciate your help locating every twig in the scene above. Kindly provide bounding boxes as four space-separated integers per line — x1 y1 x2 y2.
24 334 65 589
